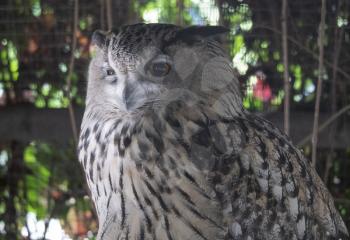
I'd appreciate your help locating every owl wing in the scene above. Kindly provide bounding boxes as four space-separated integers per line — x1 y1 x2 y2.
187 112 349 239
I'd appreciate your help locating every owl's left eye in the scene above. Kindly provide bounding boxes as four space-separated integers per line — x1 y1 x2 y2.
150 62 171 77
106 69 115 76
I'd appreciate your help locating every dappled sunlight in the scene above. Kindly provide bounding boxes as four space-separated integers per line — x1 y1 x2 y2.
21 213 71 240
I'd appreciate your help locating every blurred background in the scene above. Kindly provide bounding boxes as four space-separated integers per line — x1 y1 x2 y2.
0 0 349 239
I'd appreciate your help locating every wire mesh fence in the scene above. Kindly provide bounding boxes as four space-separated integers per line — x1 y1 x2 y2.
0 0 350 238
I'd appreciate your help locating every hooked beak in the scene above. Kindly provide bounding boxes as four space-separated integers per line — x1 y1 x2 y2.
121 81 145 111
123 83 134 110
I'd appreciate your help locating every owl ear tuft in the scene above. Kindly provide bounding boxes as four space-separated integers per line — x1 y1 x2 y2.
174 25 229 44
91 30 109 48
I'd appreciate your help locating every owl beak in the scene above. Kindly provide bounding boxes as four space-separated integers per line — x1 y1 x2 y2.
122 82 137 111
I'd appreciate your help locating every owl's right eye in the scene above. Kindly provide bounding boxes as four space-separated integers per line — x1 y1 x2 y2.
150 62 171 77
146 55 172 79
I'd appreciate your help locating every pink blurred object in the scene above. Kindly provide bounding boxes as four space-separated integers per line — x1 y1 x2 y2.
253 72 272 102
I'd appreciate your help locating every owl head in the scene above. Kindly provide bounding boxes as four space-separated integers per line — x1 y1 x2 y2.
86 23 242 119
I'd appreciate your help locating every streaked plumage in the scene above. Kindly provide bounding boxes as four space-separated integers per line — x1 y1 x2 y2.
78 23 349 240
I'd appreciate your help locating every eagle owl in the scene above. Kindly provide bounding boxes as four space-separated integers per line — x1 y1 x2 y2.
78 23 348 240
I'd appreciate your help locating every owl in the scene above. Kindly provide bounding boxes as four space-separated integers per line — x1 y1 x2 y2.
78 23 349 240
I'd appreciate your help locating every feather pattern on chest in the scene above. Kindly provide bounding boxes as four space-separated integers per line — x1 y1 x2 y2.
79 100 348 240
79 102 228 240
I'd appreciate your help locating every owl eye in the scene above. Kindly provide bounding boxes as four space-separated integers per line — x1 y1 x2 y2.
106 68 115 76
104 67 117 83
150 62 171 77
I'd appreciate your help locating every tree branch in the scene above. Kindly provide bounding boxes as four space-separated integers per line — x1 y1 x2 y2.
66 0 79 146
176 0 185 25
253 24 350 82
297 104 350 147
100 0 106 30
106 0 113 30
323 0 345 183
311 0 326 167
42 157 56 240
281 0 290 135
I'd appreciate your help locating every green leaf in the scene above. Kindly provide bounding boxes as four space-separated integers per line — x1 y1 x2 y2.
24 145 37 164
232 35 244 56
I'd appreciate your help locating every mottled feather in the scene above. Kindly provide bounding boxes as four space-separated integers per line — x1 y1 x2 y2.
79 23 348 240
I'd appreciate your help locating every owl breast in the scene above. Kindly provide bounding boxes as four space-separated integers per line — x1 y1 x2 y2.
78 107 227 240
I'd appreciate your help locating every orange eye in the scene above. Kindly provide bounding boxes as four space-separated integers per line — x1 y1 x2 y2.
150 62 171 77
